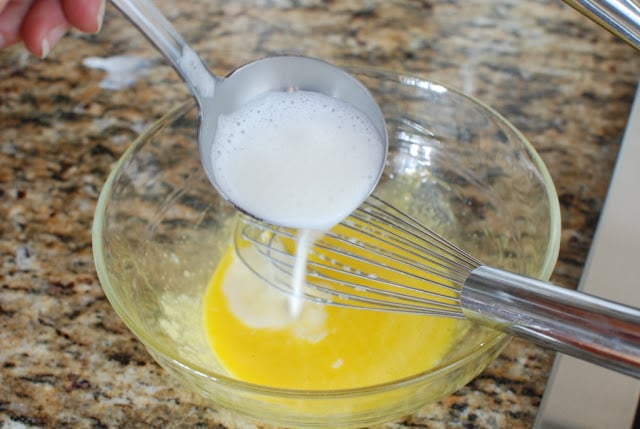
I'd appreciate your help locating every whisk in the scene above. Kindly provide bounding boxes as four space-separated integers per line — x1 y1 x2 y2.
236 195 640 379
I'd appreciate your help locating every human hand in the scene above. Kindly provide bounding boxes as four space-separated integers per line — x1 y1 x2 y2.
0 0 105 58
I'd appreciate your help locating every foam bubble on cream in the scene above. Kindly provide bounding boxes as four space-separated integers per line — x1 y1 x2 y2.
210 90 385 230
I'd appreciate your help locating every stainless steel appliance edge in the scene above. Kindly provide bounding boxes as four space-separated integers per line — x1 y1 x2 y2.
534 83 640 428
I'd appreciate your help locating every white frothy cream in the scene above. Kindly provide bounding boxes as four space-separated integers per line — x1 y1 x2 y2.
210 90 385 230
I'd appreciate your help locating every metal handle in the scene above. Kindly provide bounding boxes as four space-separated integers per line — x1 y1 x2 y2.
562 0 640 49
111 0 216 99
461 265 640 378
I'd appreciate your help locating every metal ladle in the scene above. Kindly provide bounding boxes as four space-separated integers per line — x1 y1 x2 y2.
111 0 389 221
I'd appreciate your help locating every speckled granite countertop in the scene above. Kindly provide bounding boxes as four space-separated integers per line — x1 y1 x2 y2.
1 1 638 428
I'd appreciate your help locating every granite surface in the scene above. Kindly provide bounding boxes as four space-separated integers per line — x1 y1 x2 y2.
1 0 639 428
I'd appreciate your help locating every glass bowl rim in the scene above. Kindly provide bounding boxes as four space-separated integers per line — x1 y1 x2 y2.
92 69 561 399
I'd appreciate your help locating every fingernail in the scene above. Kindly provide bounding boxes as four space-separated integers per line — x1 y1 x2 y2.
40 25 67 59
96 0 106 33
40 38 50 59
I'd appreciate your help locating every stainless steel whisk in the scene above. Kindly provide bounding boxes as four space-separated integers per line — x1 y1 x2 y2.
236 196 640 379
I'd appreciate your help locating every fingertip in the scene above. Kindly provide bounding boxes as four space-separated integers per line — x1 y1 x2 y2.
21 0 70 58
0 0 34 49
38 24 68 58
22 23 69 58
62 0 105 34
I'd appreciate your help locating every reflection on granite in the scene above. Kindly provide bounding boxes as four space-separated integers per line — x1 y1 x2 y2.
1 0 638 427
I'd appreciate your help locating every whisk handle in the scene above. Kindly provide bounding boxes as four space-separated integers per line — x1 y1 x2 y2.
461 266 640 379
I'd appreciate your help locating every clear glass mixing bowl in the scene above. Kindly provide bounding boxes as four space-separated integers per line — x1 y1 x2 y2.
92 68 561 428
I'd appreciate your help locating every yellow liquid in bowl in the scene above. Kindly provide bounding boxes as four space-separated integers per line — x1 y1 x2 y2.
203 248 460 390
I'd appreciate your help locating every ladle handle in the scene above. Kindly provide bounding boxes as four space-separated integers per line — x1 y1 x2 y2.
462 266 640 379
562 0 640 49
111 0 215 98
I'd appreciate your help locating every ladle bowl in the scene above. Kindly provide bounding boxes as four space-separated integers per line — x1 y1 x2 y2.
111 0 388 223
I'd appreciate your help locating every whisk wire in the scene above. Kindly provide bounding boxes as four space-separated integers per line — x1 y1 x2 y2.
309 236 465 302
236 196 483 316
237 223 439 313
358 197 480 272
304 244 464 312
241 223 461 314
343 209 473 284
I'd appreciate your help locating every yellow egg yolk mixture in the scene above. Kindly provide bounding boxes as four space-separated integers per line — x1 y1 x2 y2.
203 248 460 390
